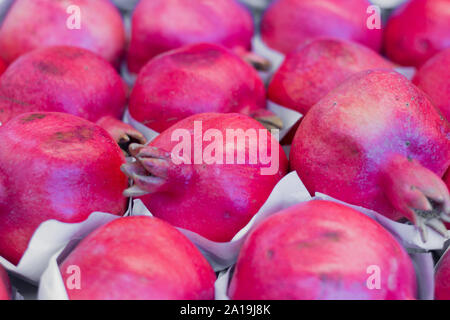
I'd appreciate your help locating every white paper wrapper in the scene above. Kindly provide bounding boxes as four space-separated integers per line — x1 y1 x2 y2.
394 66 417 80
252 35 285 84
0 206 129 284
122 109 160 143
38 249 68 300
267 100 302 141
131 171 310 271
215 252 436 300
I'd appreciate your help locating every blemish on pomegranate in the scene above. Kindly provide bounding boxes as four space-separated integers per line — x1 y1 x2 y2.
34 61 64 76
267 250 274 259
20 113 46 123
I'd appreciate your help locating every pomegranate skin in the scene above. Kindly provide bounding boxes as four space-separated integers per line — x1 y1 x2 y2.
0 46 127 125
268 38 394 115
60 216 216 300
261 0 382 55
0 265 10 300
229 200 417 300
290 70 450 234
384 0 450 68
413 49 450 121
0 112 128 265
436 249 450 300
0 0 126 67
127 0 254 73
129 43 266 133
122 113 288 242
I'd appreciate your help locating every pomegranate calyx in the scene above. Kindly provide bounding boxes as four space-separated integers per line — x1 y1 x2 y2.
122 144 194 197
96 116 146 156
380 154 450 242
233 47 272 72
250 109 284 131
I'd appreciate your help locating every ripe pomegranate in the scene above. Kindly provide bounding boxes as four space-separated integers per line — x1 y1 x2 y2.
129 43 280 133
260 0 382 55
0 58 6 76
268 38 394 116
413 49 450 121
0 46 145 150
0 112 128 265
229 200 417 300
60 216 216 300
127 0 268 74
0 0 126 67
122 113 288 242
0 265 10 300
435 248 450 300
384 0 450 68
290 70 450 241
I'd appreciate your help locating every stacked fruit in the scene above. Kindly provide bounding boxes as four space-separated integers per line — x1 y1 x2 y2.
0 0 448 301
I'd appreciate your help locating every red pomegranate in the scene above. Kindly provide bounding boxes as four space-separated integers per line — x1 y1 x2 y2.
0 265 10 300
268 38 394 116
0 58 6 77
229 200 417 300
0 46 145 150
435 248 450 300
122 113 288 242
384 0 450 68
127 0 265 74
0 0 126 68
0 112 128 265
60 216 216 300
413 49 450 121
260 0 382 55
129 43 279 133
290 70 450 241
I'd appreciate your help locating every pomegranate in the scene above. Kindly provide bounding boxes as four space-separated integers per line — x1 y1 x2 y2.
0 58 6 76
229 200 417 300
0 0 126 67
268 38 395 116
0 46 145 150
129 43 280 133
121 113 288 242
0 265 10 300
127 0 268 74
60 216 216 300
0 112 128 265
435 248 450 300
290 70 450 241
260 0 382 55
384 0 450 68
413 49 450 121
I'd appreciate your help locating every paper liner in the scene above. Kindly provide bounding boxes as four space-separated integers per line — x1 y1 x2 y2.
215 252 436 300
267 100 302 141
0 203 130 284
252 35 285 84
122 109 160 143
